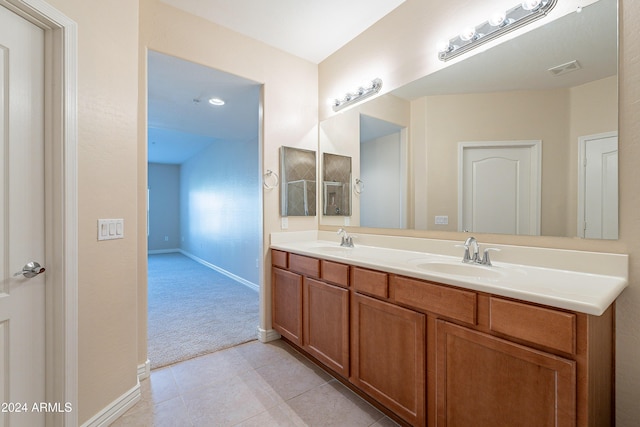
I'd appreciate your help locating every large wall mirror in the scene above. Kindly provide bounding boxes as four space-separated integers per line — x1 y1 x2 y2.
319 0 618 239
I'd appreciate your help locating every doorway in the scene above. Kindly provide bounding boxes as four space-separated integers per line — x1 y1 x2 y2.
146 51 262 369
359 114 408 228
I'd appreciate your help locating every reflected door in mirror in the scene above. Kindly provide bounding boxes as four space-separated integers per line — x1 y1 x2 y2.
459 141 541 235
579 132 618 239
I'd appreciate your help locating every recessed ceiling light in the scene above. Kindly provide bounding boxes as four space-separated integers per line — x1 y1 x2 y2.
208 97 225 106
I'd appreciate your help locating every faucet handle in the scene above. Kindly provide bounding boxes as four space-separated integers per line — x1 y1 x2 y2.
480 248 500 266
456 244 473 263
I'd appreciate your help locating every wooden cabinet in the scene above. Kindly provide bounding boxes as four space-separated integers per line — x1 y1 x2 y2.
303 277 349 377
351 292 426 427
271 267 303 346
271 249 614 427
436 320 576 427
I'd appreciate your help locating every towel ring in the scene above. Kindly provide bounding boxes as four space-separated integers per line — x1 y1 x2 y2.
353 178 364 194
263 170 279 189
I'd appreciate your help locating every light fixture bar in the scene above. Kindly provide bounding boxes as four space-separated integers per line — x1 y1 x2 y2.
438 0 557 61
332 78 383 112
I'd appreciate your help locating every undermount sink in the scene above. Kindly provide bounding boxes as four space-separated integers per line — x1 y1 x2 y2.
415 261 504 279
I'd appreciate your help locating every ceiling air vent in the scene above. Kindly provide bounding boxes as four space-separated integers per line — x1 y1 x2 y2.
548 60 582 76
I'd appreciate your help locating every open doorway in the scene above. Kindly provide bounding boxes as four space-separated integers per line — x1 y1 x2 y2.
146 51 262 369
359 114 407 228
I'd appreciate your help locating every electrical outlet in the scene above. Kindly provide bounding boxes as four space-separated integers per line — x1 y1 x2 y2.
435 215 449 225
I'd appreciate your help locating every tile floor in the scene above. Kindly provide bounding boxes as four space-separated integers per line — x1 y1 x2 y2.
112 339 400 427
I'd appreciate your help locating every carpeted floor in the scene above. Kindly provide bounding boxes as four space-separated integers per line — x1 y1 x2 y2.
147 252 259 370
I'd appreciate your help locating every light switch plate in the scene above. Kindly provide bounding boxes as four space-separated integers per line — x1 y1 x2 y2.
98 219 124 240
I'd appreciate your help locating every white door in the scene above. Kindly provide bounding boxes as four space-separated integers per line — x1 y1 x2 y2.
579 132 618 239
0 6 46 427
459 141 541 235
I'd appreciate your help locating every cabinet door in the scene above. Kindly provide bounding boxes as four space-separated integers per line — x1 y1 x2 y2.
351 292 426 427
272 267 303 346
436 321 576 427
303 277 349 377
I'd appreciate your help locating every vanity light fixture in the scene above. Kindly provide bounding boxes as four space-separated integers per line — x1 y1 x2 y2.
438 0 557 61
332 78 383 112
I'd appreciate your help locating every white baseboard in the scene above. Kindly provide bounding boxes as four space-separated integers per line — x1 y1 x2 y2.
180 250 259 292
137 359 150 381
148 248 180 255
257 327 281 343
80 382 141 427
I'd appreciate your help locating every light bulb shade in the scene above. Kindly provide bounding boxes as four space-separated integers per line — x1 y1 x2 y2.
521 0 542 11
488 11 507 27
459 27 476 41
437 40 452 53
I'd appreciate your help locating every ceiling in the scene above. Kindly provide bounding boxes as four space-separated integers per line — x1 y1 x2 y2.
147 51 261 163
159 0 406 64
393 0 617 99
149 0 406 164
148 0 617 164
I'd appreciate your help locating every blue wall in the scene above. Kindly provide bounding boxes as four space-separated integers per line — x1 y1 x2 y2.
148 163 181 250
179 138 261 286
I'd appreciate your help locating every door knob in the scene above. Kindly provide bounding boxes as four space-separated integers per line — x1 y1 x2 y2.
14 261 46 278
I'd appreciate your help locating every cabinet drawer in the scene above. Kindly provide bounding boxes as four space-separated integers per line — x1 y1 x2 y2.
271 250 288 268
289 253 320 278
391 276 477 324
489 297 576 354
351 267 388 298
321 260 349 288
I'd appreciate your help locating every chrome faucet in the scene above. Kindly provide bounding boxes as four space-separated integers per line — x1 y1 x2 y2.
462 236 498 266
463 236 479 263
337 228 354 248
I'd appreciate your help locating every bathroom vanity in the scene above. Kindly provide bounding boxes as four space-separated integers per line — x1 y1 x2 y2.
270 232 627 427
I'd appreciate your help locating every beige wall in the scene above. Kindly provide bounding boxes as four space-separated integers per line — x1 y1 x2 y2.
43 0 140 423
138 0 318 382
319 0 639 424
412 77 616 237
423 89 570 235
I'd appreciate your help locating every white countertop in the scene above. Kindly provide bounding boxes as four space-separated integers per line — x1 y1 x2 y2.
270 235 628 316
